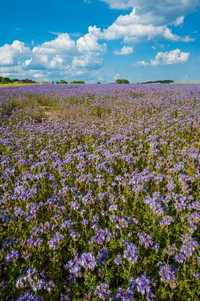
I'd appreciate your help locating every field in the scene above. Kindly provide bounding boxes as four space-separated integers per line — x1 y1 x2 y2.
0 84 200 301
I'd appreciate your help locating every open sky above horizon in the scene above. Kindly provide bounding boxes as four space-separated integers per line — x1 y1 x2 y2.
0 0 200 82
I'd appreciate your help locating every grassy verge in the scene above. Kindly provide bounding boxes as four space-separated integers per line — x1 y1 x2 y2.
0 83 39 88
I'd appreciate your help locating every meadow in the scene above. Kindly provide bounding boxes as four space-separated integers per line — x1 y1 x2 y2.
0 84 200 301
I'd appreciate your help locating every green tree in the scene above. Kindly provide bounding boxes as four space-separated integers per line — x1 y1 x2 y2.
115 79 130 84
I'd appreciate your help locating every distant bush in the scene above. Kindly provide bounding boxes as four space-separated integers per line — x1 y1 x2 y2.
71 80 85 84
19 79 36 84
116 79 130 84
141 80 174 84
56 80 68 84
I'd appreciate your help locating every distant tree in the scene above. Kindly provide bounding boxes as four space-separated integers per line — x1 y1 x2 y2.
0 76 36 84
56 80 68 84
0 76 13 84
19 79 36 84
115 79 130 84
71 80 85 84
97 82 101 84
141 80 174 84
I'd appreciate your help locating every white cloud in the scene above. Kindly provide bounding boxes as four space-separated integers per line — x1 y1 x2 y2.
140 49 190 65
0 40 31 66
76 26 105 52
101 0 198 43
103 9 187 43
102 1 199 22
102 0 134 9
114 45 134 55
0 29 106 80
33 33 75 54
138 60 148 66
113 73 121 80
151 49 190 65
72 53 103 70
30 33 76 69
173 16 185 26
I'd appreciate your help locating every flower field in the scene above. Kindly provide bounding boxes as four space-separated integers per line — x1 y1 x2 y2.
0 84 200 300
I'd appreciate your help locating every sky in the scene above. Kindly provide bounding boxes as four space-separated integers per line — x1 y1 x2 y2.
0 0 200 82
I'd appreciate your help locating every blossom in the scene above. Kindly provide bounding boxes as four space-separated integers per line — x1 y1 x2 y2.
114 254 122 266
97 248 109 264
95 283 111 300
135 275 154 301
159 265 176 283
6 250 20 262
80 252 96 270
175 236 198 263
123 242 138 264
17 293 42 301
91 228 111 245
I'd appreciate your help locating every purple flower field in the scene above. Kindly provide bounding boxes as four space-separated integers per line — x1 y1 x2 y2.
0 84 200 300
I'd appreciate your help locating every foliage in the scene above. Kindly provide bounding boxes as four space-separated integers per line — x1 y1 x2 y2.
116 79 130 84
71 80 85 84
0 76 36 85
56 80 68 84
141 80 174 84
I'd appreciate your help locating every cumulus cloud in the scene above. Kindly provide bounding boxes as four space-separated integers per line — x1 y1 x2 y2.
114 45 134 55
151 49 190 65
101 0 199 43
139 49 190 65
0 40 31 66
76 26 105 52
103 10 186 42
0 28 106 80
102 1 199 22
102 0 134 9
29 33 76 70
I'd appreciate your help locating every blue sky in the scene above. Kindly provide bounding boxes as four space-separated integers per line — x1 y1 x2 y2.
0 0 200 82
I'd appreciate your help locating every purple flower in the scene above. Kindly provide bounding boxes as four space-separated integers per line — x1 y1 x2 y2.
188 212 200 229
175 236 198 263
175 195 187 212
97 248 109 264
159 265 176 283
135 275 154 301
95 283 111 300
116 287 134 301
66 256 81 277
91 228 111 245
80 252 96 270
160 216 173 226
144 197 164 216
137 232 157 250
17 293 42 301
114 254 122 266
193 272 200 280
48 232 64 250
123 242 138 264
188 201 200 211
113 216 129 229
6 250 20 262
167 181 175 191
